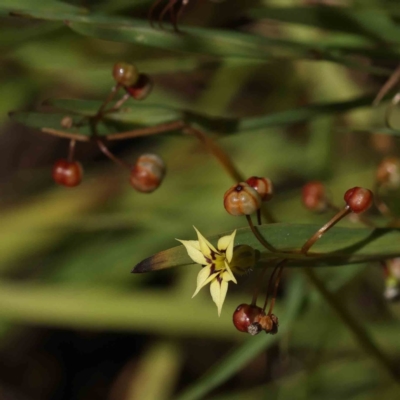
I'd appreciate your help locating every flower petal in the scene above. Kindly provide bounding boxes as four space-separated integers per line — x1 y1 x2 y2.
192 266 218 298
176 239 207 265
193 226 218 258
217 230 236 263
223 261 237 284
210 277 229 316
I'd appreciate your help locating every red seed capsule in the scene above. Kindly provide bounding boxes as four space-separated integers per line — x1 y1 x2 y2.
344 187 373 214
246 176 273 202
112 62 139 87
302 181 327 212
233 304 264 333
130 154 166 193
52 159 83 187
224 182 262 216
376 157 400 187
125 74 153 100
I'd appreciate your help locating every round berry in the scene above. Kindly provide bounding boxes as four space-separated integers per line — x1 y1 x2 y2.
376 157 400 187
125 74 153 100
112 62 139 87
344 187 373 214
302 181 327 212
246 176 273 202
52 159 83 187
224 182 262 216
130 154 166 193
233 303 264 333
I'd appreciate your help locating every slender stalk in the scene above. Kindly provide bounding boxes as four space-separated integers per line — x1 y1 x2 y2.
104 93 131 115
245 215 276 253
303 266 400 384
96 140 132 171
41 128 89 142
373 64 400 106
185 125 276 222
106 121 186 141
95 84 121 120
67 139 76 163
184 125 243 182
301 206 351 254
267 260 286 315
256 209 262 226
262 259 286 312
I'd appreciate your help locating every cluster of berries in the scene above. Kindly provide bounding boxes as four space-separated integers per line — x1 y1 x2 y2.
221 173 374 335
51 62 166 193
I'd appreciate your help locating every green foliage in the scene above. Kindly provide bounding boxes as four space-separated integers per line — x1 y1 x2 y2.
1 0 400 399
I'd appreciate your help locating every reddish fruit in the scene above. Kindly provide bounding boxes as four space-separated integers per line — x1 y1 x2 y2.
125 74 153 100
112 62 139 87
302 181 327 212
130 154 166 193
233 304 264 333
52 159 83 187
224 182 262 216
246 176 273 202
344 187 373 214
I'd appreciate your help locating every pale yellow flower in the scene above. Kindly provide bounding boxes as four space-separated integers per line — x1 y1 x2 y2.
177 227 237 316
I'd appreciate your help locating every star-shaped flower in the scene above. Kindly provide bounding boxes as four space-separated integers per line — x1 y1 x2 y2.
177 227 237 316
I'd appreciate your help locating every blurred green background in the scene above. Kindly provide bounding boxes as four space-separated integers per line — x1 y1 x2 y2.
0 0 400 399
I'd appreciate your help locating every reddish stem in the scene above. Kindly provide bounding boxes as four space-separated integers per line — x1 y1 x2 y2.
245 214 276 253
301 206 351 255
96 140 131 171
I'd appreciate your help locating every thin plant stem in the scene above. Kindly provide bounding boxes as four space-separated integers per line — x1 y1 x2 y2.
262 259 286 312
96 140 131 171
245 215 276 253
184 125 276 222
41 128 89 142
184 125 243 183
267 260 287 315
104 93 131 115
373 63 400 106
303 266 400 384
256 209 262 225
106 121 186 141
67 139 76 163
301 206 351 254
95 84 121 120
148 0 163 27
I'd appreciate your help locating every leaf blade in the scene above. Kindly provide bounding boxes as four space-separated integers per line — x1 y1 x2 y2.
133 224 400 273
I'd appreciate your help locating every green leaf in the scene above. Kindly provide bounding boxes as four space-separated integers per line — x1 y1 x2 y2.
40 93 377 137
249 6 400 43
238 94 378 132
0 0 87 16
44 98 183 126
8 111 111 139
66 19 393 75
132 224 400 273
